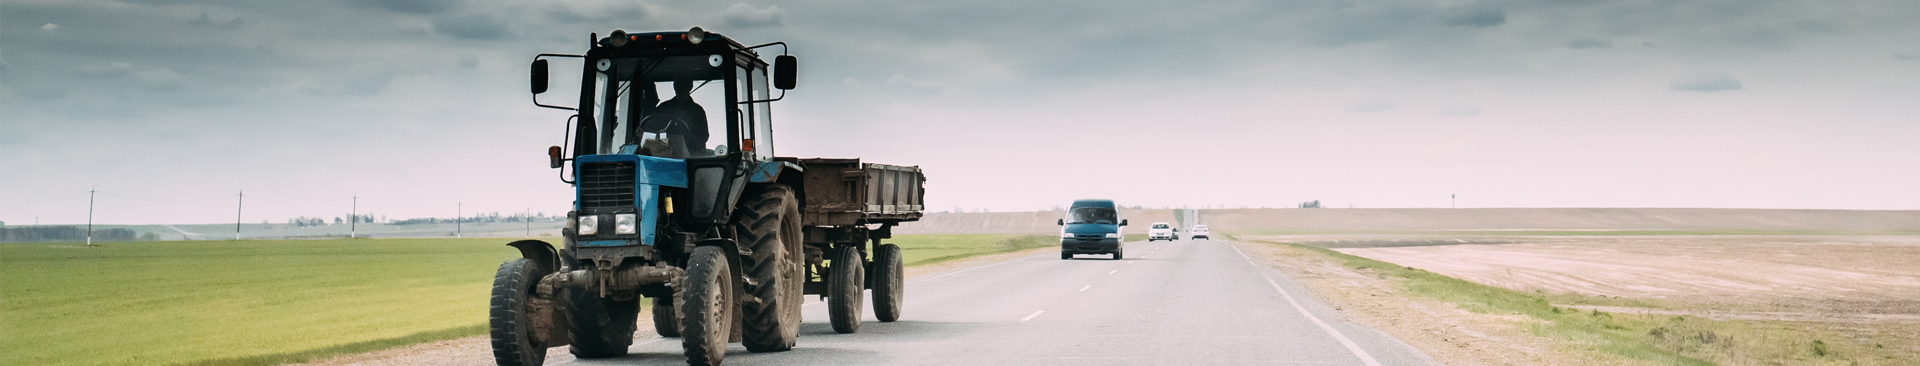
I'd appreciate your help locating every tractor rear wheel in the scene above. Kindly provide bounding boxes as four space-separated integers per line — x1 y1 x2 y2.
563 285 638 358
652 296 680 337
828 246 866 334
872 243 904 322
489 258 546 366
734 184 803 352
679 246 733 366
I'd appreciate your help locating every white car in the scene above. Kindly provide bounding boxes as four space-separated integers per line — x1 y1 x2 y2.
1190 225 1210 240
1147 222 1177 241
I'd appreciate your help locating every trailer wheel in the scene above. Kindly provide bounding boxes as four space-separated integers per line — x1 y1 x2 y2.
652 296 680 337
872 243 904 322
563 285 638 358
679 246 733 366
489 258 546 366
828 246 865 334
735 184 803 352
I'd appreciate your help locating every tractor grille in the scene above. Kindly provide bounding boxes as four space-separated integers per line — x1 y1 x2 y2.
580 162 636 209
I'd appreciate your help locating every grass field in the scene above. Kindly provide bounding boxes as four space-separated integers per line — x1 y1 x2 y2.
0 233 1048 366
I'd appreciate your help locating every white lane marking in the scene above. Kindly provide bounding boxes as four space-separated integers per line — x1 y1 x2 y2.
1078 285 1092 292
1229 243 1252 260
1107 270 1118 274
1235 243 1384 366
1021 310 1045 321
1127 261 1135 264
909 254 1036 284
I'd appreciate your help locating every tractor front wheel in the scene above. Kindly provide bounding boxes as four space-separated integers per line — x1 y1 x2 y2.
679 246 733 366
652 296 680 337
489 258 546 366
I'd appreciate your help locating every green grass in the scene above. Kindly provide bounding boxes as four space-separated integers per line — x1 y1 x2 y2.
0 238 519 366
1247 239 1915 366
0 234 1045 366
885 234 1054 266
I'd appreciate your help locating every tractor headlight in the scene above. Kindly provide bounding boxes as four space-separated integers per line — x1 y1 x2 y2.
614 214 637 234
577 215 599 235
1105 233 1121 238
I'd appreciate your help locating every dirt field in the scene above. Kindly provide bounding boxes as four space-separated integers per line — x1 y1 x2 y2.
1246 232 1920 365
1288 234 1920 314
898 208 1920 234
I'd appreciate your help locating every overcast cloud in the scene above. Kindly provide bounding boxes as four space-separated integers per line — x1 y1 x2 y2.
4 0 1919 225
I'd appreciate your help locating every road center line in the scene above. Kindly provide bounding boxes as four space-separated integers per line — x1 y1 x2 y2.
1078 285 1092 292
1234 242 1384 366
1021 310 1045 321
1107 270 1118 274
1127 261 1135 264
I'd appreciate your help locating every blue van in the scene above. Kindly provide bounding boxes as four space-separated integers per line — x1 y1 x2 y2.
1056 199 1128 260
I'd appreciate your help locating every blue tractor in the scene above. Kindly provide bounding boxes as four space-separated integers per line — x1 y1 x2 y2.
491 27 926 366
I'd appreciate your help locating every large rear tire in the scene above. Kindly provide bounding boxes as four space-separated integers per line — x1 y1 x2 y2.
563 284 638 358
828 246 866 334
652 296 680 337
871 243 904 322
489 258 546 366
734 184 803 352
679 246 733 366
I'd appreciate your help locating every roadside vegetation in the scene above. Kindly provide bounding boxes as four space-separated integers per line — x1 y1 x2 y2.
1244 238 1914 366
0 233 1044 366
888 234 1054 266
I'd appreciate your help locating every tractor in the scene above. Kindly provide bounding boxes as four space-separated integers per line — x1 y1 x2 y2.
489 27 925 366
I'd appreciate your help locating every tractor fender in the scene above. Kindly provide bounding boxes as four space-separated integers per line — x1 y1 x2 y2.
747 161 804 183
507 240 561 275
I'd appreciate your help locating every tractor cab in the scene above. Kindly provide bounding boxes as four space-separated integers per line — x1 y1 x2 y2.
531 27 798 247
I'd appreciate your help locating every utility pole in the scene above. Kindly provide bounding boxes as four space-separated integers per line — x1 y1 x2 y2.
525 206 531 237
1452 194 1456 209
235 190 244 240
350 196 358 239
86 187 96 246
456 202 463 239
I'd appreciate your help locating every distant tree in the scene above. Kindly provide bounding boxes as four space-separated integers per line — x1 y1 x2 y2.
1298 200 1322 209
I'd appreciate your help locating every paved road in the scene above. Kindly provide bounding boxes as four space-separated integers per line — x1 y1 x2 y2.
557 240 1435 365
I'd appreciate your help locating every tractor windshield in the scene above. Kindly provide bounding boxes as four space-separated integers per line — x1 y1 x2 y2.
590 55 733 158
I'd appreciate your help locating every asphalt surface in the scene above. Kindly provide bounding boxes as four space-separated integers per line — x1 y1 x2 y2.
555 239 1435 365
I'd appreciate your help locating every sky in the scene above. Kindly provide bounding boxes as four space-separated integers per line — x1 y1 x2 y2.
3 0 1919 225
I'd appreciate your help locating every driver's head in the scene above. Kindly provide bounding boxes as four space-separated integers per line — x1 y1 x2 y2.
673 79 694 96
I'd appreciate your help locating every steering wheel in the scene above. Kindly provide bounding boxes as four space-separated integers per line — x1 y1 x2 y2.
635 114 694 158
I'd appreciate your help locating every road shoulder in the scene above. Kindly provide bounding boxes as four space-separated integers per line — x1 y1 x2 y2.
1231 239 1624 366
292 247 1054 366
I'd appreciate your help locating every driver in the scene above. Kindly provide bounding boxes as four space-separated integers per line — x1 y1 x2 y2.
644 79 710 155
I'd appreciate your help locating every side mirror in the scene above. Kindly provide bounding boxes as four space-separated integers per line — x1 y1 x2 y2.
1120 219 1129 227
547 146 563 169
773 55 797 90
531 59 550 94
1056 218 1064 226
